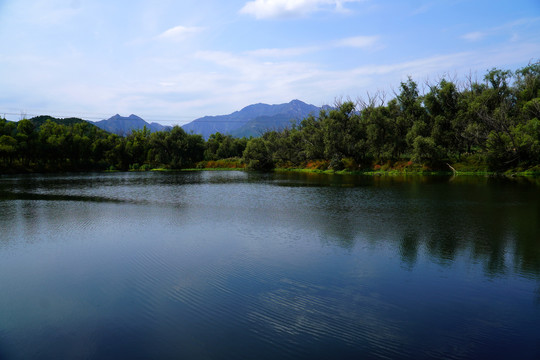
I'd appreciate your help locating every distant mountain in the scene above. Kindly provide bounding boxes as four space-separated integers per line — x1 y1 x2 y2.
24 100 325 138
230 113 300 138
182 99 322 139
92 114 171 136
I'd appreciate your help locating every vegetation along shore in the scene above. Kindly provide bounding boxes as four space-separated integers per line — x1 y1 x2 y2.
1 63 539 176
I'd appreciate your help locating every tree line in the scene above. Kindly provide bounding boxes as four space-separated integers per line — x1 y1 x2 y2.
0 117 247 172
1 62 539 173
243 62 540 172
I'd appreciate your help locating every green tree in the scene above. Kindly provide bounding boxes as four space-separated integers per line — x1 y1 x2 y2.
397 77 426 158
38 120 69 169
411 136 443 165
320 101 366 167
181 133 205 168
423 79 463 157
204 132 225 160
363 105 394 161
299 113 325 160
0 135 17 166
16 119 36 166
515 62 540 105
204 132 246 161
243 137 274 171
125 126 151 168
149 126 204 169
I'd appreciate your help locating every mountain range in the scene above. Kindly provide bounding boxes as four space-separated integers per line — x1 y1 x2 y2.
89 100 324 138
92 114 171 136
182 99 322 138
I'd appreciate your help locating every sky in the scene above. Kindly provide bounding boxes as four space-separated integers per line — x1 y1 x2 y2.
1 0 539 125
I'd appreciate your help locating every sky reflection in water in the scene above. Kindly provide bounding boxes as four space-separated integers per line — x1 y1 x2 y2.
0 171 539 359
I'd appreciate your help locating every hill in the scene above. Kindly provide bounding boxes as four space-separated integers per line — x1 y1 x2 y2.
29 115 93 129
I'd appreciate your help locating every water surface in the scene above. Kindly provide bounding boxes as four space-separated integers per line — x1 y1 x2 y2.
1 171 539 359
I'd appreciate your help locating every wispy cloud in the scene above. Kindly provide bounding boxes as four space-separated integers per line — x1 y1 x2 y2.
461 17 540 42
25 1 83 26
162 41 540 118
244 46 320 58
157 25 203 41
3 40 539 124
335 35 379 48
244 35 380 59
411 1 435 15
461 31 485 42
239 0 363 19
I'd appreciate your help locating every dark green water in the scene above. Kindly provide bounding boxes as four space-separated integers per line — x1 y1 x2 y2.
1 171 539 359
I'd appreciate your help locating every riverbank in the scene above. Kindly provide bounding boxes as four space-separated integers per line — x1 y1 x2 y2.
3 160 540 178
272 167 540 177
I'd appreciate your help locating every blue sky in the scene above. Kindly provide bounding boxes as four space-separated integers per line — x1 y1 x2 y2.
1 0 539 125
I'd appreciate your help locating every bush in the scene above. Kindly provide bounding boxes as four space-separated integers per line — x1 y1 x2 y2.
329 154 344 171
341 157 358 170
305 160 328 170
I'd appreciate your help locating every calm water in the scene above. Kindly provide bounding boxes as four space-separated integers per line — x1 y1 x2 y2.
1 171 539 359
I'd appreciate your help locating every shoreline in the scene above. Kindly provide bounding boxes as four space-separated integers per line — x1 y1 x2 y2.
2 166 540 178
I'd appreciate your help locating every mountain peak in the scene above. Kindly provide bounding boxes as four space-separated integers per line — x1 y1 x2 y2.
182 99 323 139
93 114 171 136
289 99 305 105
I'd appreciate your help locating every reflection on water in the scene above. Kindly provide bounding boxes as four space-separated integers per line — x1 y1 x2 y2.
0 171 539 359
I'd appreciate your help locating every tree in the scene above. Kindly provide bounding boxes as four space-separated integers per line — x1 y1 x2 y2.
38 120 69 169
397 77 426 157
363 105 394 161
243 137 274 171
299 113 325 160
411 136 443 165
204 132 225 161
423 79 463 157
125 126 151 167
514 61 540 104
204 132 246 161
0 135 17 166
16 119 36 166
321 101 366 166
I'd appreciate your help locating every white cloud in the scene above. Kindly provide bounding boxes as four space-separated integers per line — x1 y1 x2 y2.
158 41 540 121
244 35 380 59
461 17 540 43
157 25 203 41
461 31 485 42
335 35 379 48
245 46 320 58
2 25 538 124
240 0 362 19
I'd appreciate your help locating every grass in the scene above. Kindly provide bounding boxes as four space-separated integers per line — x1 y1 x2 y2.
274 166 539 178
98 156 540 178
181 167 245 172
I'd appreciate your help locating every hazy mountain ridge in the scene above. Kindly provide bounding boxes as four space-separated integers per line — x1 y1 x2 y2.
230 113 302 138
92 114 171 136
41 100 324 137
182 99 322 138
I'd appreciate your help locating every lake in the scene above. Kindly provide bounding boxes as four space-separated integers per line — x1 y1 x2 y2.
1 171 539 359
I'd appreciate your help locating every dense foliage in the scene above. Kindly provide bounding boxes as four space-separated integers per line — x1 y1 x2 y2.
1 63 539 174
243 63 540 172
0 118 246 172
